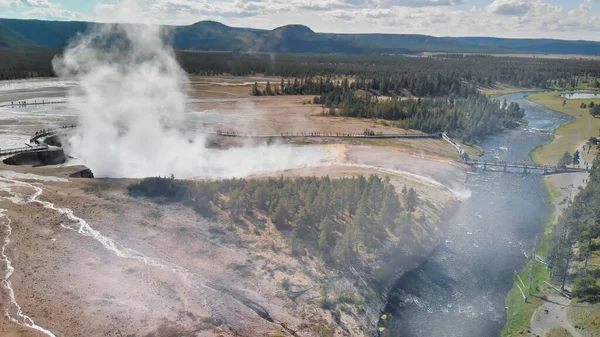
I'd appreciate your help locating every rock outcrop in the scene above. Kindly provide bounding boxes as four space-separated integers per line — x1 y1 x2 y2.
69 168 94 178
43 135 63 147
3 148 66 166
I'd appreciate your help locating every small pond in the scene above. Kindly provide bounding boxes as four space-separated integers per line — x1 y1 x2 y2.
560 92 600 99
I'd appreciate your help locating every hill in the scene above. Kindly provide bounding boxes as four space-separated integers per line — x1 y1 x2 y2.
172 20 262 51
324 33 504 54
2 18 600 55
252 25 373 54
446 36 600 55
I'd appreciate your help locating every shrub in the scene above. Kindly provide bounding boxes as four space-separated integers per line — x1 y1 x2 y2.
281 278 291 291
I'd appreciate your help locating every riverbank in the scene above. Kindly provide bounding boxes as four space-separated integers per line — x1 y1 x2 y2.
481 87 542 99
528 91 600 166
502 91 598 337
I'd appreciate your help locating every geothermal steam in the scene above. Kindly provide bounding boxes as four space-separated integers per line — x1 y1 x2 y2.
52 16 324 178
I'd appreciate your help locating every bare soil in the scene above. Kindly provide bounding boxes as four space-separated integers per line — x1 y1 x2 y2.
0 76 468 336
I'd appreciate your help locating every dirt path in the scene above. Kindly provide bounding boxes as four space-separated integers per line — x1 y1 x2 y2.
530 294 582 337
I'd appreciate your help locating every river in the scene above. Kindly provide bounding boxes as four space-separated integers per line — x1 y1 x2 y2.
385 92 572 337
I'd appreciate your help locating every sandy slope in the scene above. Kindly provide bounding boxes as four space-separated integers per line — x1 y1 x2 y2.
0 141 467 337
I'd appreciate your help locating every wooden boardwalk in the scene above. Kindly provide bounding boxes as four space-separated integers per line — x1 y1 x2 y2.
211 130 440 139
5 125 591 177
0 101 67 108
0 144 48 157
464 160 590 175
29 125 77 144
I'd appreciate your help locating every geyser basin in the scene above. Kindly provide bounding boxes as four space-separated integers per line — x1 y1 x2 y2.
76 143 331 179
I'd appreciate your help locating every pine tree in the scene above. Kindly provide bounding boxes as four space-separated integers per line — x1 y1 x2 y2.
297 206 312 231
379 185 402 226
253 185 268 210
265 81 274 96
558 152 573 167
405 188 419 212
573 150 581 165
334 226 353 265
251 82 261 96
318 216 335 260
289 228 299 255
273 201 289 227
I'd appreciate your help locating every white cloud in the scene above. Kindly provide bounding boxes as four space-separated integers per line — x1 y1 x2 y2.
380 0 462 7
0 0 22 7
18 0 83 20
23 7 83 20
24 0 58 8
487 0 533 15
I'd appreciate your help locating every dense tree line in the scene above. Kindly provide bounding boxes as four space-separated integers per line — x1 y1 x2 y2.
547 157 600 302
3 48 600 89
181 52 600 89
129 175 422 266
0 48 59 80
315 90 524 143
251 74 478 98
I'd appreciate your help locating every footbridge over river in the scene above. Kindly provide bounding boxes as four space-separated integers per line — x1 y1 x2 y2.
463 160 591 175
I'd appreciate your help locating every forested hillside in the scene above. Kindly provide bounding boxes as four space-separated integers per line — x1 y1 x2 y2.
4 18 600 55
548 156 600 301
0 47 60 80
129 175 429 275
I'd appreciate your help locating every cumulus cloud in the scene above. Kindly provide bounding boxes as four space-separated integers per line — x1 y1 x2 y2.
0 0 22 7
487 0 532 15
23 0 57 8
23 7 83 20
7 0 85 20
380 0 462 7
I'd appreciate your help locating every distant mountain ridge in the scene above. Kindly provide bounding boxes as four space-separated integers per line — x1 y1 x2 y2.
1 17 600 55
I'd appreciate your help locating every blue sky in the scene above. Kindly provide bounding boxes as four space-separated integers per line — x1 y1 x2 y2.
2 0 600 40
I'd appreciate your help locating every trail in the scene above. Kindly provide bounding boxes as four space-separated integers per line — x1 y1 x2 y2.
0 209 57 337
334 162 471 199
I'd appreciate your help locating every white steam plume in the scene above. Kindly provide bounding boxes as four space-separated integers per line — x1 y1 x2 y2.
52 2 325 178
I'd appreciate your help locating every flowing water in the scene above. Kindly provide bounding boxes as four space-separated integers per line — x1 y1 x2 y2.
385 93 572 337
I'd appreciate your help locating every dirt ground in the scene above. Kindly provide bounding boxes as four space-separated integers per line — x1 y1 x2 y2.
0 76 470 336
0 141 466 337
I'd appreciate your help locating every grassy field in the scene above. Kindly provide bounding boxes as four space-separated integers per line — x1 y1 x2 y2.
528 91 600 166
568 301 600 337
546 326 574 337
502 258 551 337
480 87 541 99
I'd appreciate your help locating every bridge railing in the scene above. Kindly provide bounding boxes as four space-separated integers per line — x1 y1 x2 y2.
0 144 48 156
212 130 441 139
0 100 68 108
29 125 77 144
464 160 590 173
